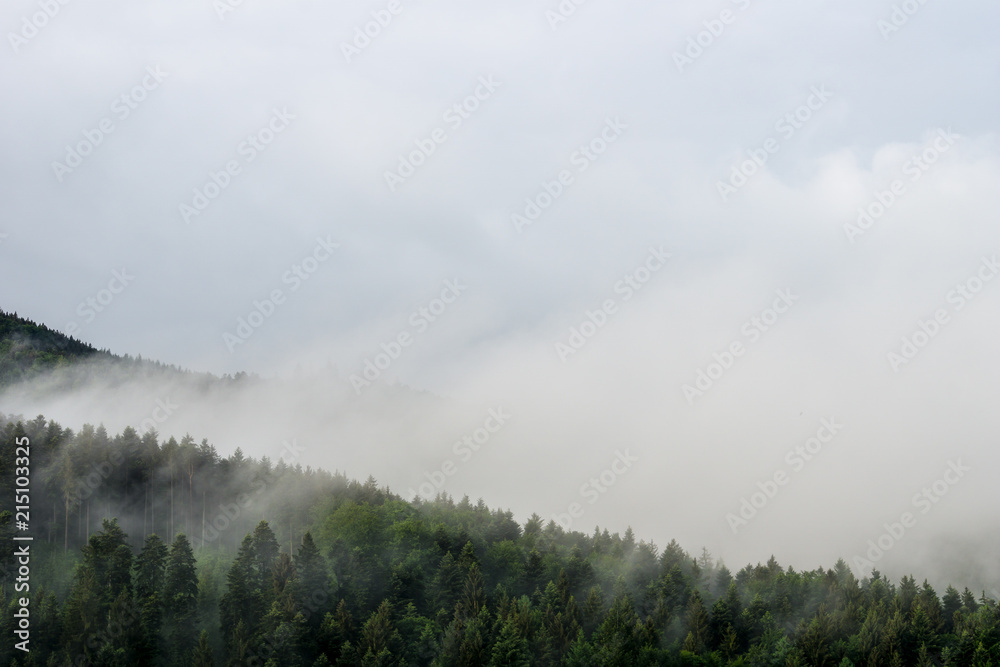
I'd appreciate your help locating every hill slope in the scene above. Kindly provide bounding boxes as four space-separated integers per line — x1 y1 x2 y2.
0 309 109 386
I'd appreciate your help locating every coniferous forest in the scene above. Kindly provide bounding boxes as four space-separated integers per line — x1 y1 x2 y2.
1 313 999 666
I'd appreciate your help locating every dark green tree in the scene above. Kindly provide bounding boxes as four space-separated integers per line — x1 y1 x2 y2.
134 533 168 663
220 534 264 650
164 534 199 664
192 629 216 667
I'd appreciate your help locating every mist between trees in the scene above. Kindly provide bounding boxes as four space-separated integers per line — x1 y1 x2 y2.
1 413 998 666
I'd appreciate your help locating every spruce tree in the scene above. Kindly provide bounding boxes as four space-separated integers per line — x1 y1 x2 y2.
220 535 263 649
295 532 329 629
192 629 216 667
134 533 168 664
164 534 199 665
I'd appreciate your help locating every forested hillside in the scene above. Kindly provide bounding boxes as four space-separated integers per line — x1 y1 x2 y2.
0 414 998 666
1 311 998 665
0 310 256 392
0 310 107 387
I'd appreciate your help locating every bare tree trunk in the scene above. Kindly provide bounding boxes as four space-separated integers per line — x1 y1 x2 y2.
64 494 69 553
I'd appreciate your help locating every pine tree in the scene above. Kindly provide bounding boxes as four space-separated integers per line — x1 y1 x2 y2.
460 565 486 620
562 629 596 667
61 565 102 660
252 521 281 593
593 594 642 664
684 591 710 654
318 599 356 664
360 600 402 663
961 587 979 613
488 616 531 667
457 541 480 573
942 585 962 633
164 534 199 665
84 518 132 613
192 629 216 667
102 589 143 664
62 519 132 662
295 532 329 630
432 552 462 615
522 549 544 597
134 533 168 664
34 589 62 666
220 535 263 650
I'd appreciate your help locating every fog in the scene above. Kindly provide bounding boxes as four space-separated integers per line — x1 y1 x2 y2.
2 0 999 597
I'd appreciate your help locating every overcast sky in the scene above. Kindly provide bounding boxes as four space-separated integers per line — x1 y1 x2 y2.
2 0 999 590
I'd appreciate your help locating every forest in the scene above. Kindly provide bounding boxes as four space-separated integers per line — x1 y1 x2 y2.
0 309 257 391
0 312 998 666
0 413 998 666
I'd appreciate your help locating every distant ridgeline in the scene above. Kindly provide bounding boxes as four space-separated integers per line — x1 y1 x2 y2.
0 309 255 390
0 309 109 386
0 312 998 665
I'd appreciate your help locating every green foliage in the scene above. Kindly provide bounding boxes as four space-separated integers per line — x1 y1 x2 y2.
0 310 103 387
1 412 998 665
164 533 200 664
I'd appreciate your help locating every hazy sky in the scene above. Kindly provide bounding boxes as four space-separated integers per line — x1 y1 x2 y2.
2 0 999 591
